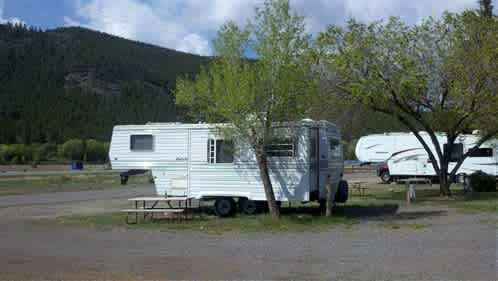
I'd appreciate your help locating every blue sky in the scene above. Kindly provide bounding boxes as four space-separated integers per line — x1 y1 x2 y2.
1 0 491 55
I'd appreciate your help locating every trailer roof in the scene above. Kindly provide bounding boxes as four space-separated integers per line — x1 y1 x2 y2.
113 119 337 131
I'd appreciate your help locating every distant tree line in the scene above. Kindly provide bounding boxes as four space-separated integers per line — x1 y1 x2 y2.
0 139 109 165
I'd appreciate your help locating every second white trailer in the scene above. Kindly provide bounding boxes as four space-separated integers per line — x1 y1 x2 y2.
387 135 498 182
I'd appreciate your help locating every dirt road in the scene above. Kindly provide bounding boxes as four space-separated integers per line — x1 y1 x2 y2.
0 185 496 280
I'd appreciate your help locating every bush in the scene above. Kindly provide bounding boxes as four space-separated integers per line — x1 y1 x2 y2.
85 139 109 162
59 139 85 161
0 144 33 164
33 143 58 161
469 171 496 192
342 139 358 160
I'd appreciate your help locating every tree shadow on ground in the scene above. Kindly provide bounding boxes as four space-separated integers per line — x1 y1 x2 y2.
279 204 447 222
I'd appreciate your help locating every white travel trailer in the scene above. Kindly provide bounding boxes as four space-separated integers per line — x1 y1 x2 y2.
109 120 348 216
355 132 498 182
355 132 427 163
387 135 498 182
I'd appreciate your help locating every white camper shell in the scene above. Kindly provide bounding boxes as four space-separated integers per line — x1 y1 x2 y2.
109 120 346 204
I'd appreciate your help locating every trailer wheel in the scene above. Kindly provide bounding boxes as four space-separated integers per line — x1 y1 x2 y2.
334 180 349 203
380 170 391 183
239 198 257 215
214 197 236 217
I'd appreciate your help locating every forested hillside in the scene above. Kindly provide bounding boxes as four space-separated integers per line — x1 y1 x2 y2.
0 23 209 144
0 23 402 160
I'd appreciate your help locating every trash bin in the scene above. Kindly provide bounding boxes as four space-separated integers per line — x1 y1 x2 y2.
71 161 83 170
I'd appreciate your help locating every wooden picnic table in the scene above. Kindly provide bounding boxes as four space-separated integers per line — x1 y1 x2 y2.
123 196 196 223
351 181 369 196
397 178 431 205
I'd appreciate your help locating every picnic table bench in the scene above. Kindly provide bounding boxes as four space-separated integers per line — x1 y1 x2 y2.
122 196 197 223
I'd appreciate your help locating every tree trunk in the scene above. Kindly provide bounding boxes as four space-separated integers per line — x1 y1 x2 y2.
325 175 333 216
438 171 452 197
255 151 280 219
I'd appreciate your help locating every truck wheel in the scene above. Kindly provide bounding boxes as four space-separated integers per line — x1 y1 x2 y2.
380 170 391 183
239 198 257 215
214 197 236 217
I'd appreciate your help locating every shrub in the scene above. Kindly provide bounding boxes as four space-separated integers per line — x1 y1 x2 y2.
41 143 59 160
469 171 496 192
59 139 85 161
85 139 109 162
342 139 358 160
0 144 32 164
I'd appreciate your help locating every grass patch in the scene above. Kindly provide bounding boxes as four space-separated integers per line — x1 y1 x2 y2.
349 183 497 214
478 218 498 225
0 173 151 195
45 209 358 234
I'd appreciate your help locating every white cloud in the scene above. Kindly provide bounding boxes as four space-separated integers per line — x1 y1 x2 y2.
64 0 221 55
63 16 81 27
0 0 26 26
65 0 484 55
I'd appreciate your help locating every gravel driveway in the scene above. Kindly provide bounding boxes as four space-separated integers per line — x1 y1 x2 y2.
0 185 496 280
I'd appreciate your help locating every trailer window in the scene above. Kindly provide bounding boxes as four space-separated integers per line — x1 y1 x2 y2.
207 139 234 163
469 148 493 157
329 138 340 150
444 143 463 162
266 137 295 157
130 135 153 151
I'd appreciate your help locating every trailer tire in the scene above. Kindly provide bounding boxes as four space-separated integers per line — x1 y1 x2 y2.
334 180 349 203
214 197 236 217
239 198 258 215
380 170 391 183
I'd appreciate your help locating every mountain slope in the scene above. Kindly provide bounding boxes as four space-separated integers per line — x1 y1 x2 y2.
0 24 209 144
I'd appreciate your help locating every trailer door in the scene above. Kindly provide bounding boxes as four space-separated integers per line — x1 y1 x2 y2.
318 127 330 197
165 128 189 196
309 128 319 195
495 145 498 177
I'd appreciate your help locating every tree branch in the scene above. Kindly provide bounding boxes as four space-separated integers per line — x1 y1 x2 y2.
450 130 498 177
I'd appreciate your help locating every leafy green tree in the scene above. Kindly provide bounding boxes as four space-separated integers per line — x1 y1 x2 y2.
176 0 317 218
479 0 494 17
317 11 498 195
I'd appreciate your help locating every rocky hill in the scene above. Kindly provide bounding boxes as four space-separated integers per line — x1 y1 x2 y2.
0 23 209 144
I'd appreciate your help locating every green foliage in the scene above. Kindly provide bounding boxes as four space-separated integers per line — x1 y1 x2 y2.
50 210 356 234
58 139 85 161
318 13 498 135
0 144 33 164
0 23 209 144
177 0 317 144
177 0 318 218
479 0 494 17
0 140 109 164
341 139 358 160
85 139 109 162
317 9 498 194
469 171 497 192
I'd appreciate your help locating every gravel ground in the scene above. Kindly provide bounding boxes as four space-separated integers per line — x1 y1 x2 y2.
0 183 496 280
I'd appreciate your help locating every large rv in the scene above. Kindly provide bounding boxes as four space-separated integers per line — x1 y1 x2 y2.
355 132 498 183
109 120 348 216
355 132 426 163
